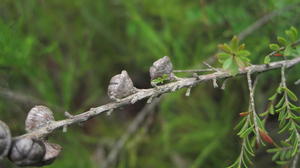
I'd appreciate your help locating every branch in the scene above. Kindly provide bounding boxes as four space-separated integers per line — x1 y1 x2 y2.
246 71 261 143
14 56 300 140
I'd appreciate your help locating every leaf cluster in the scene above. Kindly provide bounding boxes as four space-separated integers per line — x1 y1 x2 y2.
151 74 170 85
265 86 300 166
264 26 300 64
217 36 251 75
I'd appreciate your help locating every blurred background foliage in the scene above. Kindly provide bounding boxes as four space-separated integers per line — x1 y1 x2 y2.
0 0 300 167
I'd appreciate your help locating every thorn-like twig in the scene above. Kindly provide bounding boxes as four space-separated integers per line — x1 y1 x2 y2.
185 87 192 97
213 78 218 88
221 79 228 90
106 109 114 116
64 111 74 118
203 62 221 72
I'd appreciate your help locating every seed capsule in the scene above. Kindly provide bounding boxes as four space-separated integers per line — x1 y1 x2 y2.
149 56 174 81
9 138 46 167
0 120 11 159
107 70 137 100
25 106 55 132
42 142 62 166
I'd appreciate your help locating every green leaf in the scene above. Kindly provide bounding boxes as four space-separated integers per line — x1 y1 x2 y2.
290 26 298 39
284 45 293 56
277 36 288 46
229 61 239 75
286 30 295 41
283 87 298 101
230 36 239 51
217 52 231 62
235 57 247 68
218 44 232 53
264 56 270 64
239 43 245 50
276 87 283 94
237 50 250 57
276 160 289 165
269 105 275 115
223 57 233 69
269 44 280 51
275 96 285 108
268 93 277 101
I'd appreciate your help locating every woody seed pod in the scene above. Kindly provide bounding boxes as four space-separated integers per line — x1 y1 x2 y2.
0 120 11 159
41 142 62 166
25 106 55 132
9 138 46 167
107 70 137 100
149 56 174 81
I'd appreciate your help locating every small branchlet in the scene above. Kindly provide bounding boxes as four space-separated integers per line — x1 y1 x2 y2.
185 87 192 97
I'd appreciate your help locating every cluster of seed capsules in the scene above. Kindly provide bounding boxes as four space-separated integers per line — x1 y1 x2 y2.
0 106 61 167
0 56 174 167
108 56 175 100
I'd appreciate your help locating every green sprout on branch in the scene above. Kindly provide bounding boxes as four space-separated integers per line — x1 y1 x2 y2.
264 26 300 64
151 74 169 85
217 36 251 75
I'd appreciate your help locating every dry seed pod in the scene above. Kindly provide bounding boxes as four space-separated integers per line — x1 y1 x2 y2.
9 138 46 167
41 142 62 166
107 70 137 100
0 120 11 159
149 56 174 81
25 106 55 132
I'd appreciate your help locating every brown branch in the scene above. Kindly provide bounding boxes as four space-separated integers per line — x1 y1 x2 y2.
14 56 300 140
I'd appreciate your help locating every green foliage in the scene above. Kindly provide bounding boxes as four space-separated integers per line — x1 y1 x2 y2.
267 85 300 166
264 27 300 63
217 36 251 75
151 74 169 85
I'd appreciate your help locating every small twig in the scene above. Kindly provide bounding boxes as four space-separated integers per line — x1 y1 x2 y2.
147 96 154 104
106 109 114 116
62 125 68 133
281 64 287 88
247 70 260 144
185 87 192 97
203 62 221 72
64 111 74 118
294 79 300 85
221 79 228 90
212 78 218 88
